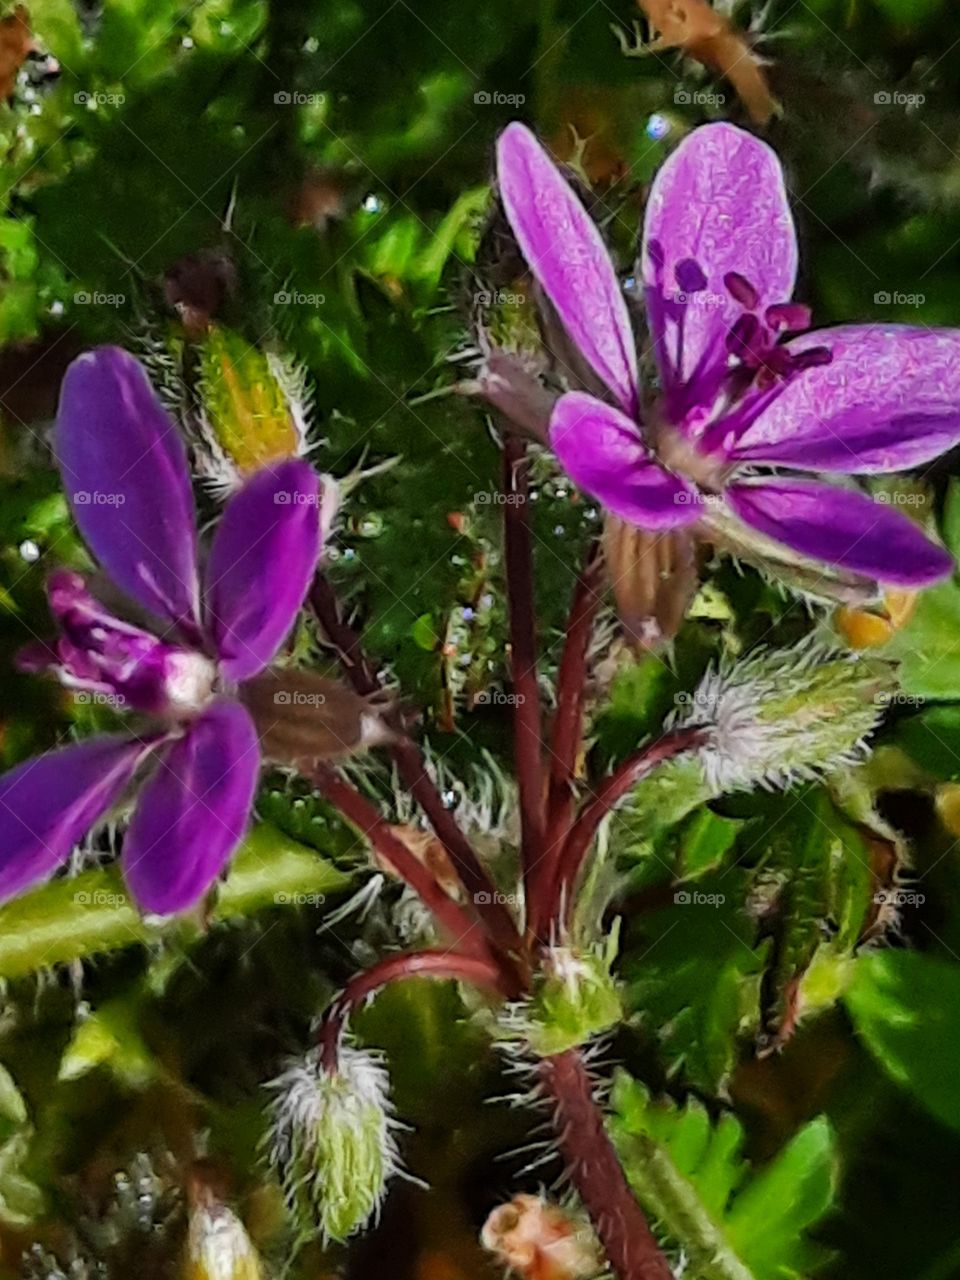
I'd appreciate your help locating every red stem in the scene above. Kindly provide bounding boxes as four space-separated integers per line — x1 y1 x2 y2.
550 727 706 928
502 437 546 916
310 763 501 965
310 574 521 955
540 1049 674 1280
319 949 509 1069
528 548 603 942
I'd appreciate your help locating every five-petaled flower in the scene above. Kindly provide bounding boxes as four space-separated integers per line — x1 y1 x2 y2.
0 347 323 915
496 121 960 588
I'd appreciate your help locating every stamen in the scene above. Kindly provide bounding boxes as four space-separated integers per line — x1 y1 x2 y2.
765 302 812 333
675 258 707 295
792 346 833 370
726 313 761 360
724 271 759 310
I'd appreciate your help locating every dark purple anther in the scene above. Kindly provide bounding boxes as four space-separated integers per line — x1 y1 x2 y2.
675 258 707 295
766 302 812 333
724 271 759 311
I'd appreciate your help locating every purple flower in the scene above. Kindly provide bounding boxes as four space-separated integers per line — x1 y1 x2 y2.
0 347 323 915
496 121 960 588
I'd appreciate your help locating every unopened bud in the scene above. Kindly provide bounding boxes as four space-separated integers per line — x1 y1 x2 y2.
499 933 621 1057
183 1165 263 1280
267 1045 400 1242
481 1194 601 1280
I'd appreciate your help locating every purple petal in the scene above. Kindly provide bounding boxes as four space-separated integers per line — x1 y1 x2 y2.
56 348 200 627
730 326 960 473
496 123 638 416
203 460 321 681
550 392 701 529
727 478 953 586
643 123 797 388
122 701 259 915
0 736 148 902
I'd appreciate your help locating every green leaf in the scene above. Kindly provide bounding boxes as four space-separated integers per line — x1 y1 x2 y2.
845 951 960 1133
611 1073 837 1280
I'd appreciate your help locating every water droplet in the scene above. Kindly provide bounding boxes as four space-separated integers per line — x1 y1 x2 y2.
362 194 383 214
19 539 40 562
355 512 383 538
646 113 670 141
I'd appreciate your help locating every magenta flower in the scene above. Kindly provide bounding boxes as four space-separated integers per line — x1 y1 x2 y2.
496 121 960 587
0 347 323 915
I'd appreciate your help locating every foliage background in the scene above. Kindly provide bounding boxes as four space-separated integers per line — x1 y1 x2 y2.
3 0 960 1277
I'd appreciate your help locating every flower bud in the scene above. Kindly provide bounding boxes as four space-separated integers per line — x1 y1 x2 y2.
481 1194 601 1280
183 1165 263 1280
499 934 622 1057
267 1045 400 1242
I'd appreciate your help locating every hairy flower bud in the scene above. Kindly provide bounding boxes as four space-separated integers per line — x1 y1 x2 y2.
266 1045 400 1242
499 934 622 1056
481 1194 601 1280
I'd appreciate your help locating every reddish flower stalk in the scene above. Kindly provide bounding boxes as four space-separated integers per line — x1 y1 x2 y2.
502 437 547 914
528 548 604 943
550 726 707 928
318 949 510 1070
540 1050 674 1280
310 763 501 965
310 574 521 954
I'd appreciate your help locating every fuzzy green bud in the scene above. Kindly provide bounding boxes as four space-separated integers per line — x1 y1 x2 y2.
267 1045 399 1242
500 932 622 1056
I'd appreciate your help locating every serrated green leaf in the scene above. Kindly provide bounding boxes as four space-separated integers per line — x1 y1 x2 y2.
611 1073 837 1280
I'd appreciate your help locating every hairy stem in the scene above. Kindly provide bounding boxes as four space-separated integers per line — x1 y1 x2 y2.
310 572 521 954
528 547 603 942
502 437 546 919
540 1049 674 1280
318 949 509 1069
310 764 501 965
551 727 706 927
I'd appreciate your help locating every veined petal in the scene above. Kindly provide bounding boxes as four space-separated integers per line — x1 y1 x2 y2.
643 123 797 388
497 123 638 416
550 392 701 529
0 736 148 902
55 347 200 627
731 326 960 472
727 478 953 586
203 460 321 681
122 701 259 915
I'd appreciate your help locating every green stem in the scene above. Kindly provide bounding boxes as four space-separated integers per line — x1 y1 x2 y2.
0 824 349 980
